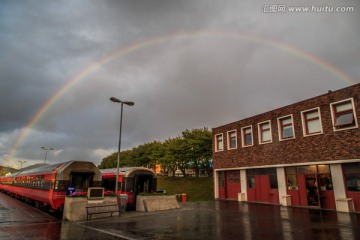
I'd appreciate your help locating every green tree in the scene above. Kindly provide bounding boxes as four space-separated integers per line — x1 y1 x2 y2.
98 150 134 169
182 128 212 177
98 127 213 177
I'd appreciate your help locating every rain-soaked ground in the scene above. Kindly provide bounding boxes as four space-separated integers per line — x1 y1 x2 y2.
1 191 360 239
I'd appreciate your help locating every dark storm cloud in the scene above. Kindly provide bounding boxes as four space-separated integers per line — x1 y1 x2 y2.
0 0 359 167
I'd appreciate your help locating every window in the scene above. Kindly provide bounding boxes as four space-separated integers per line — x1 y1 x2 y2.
247 169 255 188
343 163 360 192
287 174 298 190
258 121 272 144
228 172 240 183
248 176 255 188
269 175 278 189
330 98 358 131
278 115 295 140
215 134 224 152
301 108 323 136
227 130 237 150
228 173 234 182
234 172 240 183
241 126 253 147
286 165 333 191
318 165 333 191
218 172 225 188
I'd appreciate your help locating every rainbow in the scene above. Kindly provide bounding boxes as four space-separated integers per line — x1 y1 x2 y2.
6 30 358 165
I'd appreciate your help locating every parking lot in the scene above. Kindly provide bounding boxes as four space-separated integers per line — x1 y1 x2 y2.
1 192 360 239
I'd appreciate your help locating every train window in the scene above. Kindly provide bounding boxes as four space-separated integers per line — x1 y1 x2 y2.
124 178 134 192
71 173 94 192
102 178 115 191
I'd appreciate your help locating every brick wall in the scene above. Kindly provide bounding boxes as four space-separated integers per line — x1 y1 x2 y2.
212 84 360 169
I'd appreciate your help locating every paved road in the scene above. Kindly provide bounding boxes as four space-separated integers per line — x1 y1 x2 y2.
1 192 360 239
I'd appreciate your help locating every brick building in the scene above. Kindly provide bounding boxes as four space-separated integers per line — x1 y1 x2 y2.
212 83 360 212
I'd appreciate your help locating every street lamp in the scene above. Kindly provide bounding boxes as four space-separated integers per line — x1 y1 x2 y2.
110 97 134 196
18 161 26 171
41 147 54 165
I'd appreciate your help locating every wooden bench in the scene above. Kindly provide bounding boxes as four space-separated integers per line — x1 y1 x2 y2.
85 203 120 220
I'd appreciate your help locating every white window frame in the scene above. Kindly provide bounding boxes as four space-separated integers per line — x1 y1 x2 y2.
241 125 253 147
258 120 272 144
215 133 224 152
301 107 323 137
330 98 358 132
277 114 295 141
227 130 237 150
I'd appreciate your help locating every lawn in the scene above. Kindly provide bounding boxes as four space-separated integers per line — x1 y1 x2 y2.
156 176 214 201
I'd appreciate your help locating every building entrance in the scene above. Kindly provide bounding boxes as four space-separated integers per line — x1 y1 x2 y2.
305 174 319 206
217 171 240 200
246 168 279 204
286 165 335 210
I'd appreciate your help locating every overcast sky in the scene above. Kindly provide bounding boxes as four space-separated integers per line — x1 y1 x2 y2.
1 0 359 169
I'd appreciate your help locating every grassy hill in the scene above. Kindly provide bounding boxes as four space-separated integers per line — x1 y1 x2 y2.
157 176 214 201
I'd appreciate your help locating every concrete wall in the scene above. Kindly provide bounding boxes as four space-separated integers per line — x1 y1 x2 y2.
62 197 118 221
136 195 180 212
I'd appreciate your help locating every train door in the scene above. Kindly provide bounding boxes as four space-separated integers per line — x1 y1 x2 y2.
134 175 153 195
71 172 94 192
121 168 157 210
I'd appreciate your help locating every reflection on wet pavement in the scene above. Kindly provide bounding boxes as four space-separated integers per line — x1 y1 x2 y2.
1 191 360 240
82 201 360 240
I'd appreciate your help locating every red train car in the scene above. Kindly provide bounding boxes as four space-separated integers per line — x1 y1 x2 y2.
101 167 157 209
0 160 102 211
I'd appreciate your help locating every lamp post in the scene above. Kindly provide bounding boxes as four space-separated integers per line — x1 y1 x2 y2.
41 147 54 165
110 97 134 196
18 161 26 171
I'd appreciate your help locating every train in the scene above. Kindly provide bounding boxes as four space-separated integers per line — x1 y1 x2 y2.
101 167 157 209
0 160 157 211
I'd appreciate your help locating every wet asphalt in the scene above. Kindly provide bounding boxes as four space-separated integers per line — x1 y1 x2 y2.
1 192 360 240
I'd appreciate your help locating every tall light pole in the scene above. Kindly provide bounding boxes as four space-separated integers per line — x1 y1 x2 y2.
41 147 54 165
110 97 134 196
18 160 26 171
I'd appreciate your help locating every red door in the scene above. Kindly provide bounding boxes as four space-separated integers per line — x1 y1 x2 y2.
218 172 226 199
246 174 279 204
247 175 256 201
319 190 336 210
297 174 308 206
256 175 268 202
255 175 279 204
225 171 240 199
318 173 336 210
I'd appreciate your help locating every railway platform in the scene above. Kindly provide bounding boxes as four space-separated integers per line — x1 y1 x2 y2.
1 191 360 239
